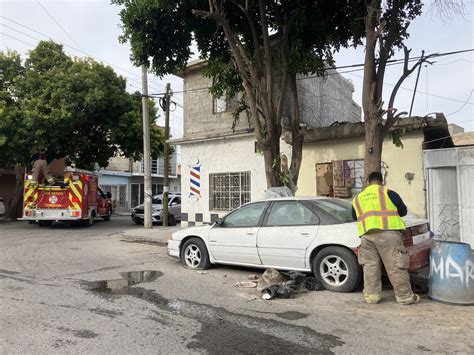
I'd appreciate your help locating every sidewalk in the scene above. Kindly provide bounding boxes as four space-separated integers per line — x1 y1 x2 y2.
113 225 182 245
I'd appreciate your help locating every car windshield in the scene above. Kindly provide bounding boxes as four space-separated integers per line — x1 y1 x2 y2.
309 199 354 223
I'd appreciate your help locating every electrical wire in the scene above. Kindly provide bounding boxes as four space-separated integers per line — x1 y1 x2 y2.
446 90 474 116
0 15 167 93
423 129 473 145
36 0 86 53
346 72 474 105
0 32 36 47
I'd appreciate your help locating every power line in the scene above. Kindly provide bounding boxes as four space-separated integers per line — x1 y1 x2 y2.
36 0 86 53
423 129 473 145
0 15 167 93
0 32 36 47
346 72 474 105
446 90 474 116
0 24 163 94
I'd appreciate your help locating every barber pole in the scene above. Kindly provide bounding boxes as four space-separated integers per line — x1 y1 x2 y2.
190 165 201 197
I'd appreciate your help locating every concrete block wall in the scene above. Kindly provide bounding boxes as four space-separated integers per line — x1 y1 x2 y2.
183 71 250 139
296 71 361 128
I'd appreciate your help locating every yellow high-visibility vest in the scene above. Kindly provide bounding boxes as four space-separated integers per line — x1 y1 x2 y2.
352 184 406 237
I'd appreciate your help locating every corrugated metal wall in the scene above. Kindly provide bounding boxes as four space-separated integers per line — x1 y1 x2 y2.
424 147 474 247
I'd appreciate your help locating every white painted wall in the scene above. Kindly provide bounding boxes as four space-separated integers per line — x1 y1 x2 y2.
180 134 291 226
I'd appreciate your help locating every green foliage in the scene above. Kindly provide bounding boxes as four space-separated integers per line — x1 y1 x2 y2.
0 41 164 171
279 171 290 186
113 0 365 94
390 126 411 149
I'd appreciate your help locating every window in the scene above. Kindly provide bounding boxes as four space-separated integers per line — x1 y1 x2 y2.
152 197 162 205
266 201 318 226
209 172 251 211
342 159 365 195
171 197 181 206
222 202 267 228
212 94 237 114
309 199 354 224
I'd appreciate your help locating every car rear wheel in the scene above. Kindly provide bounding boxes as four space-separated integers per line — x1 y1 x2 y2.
180 238 211 270
313 246 362 293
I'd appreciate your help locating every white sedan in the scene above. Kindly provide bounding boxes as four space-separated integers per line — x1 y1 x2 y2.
167 197 431 292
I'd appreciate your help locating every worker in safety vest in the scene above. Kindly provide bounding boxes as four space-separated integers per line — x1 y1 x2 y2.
30 150 55 187
352 171 419 305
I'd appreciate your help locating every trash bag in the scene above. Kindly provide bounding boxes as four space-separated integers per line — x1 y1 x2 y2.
282 271 324 291
263 187 293 199
261 284 294 300
257 268 290 291
304 277 324 291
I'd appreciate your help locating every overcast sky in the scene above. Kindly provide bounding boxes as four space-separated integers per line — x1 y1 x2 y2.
1 0 473 137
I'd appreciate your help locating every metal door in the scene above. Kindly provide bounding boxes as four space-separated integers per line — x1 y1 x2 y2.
428 167 460 240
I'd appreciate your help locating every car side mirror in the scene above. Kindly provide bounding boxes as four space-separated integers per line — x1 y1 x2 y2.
215 218 223 226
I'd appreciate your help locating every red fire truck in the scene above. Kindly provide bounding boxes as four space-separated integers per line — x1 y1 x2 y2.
20 167 112 226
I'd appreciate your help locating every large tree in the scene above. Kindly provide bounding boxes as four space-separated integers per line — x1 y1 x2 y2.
0 41 165 219
360 0 443 177
114 0 364 190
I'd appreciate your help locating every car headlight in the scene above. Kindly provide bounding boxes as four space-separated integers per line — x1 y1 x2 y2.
152 208 162 213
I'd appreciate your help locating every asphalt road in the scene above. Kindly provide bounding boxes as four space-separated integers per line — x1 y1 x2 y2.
0 216 473 354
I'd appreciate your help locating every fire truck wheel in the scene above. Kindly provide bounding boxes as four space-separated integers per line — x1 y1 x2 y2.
102 208 112 221
83 211 95 227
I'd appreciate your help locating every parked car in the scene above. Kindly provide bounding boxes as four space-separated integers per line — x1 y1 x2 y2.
167 197 432 293
132 194 181 226
0 197 5 216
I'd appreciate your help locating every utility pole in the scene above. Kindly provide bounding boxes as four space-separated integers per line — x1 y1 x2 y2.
409 50 425 117
162 83 171 227
141 65 152 229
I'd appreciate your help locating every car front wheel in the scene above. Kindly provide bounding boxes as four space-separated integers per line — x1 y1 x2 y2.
180 238 211 270
313 246 362 293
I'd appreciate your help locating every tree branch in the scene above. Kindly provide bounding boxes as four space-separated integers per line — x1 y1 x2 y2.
231 0 262 72
385 45 435 131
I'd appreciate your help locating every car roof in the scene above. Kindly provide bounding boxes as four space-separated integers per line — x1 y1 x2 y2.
258 196 352 202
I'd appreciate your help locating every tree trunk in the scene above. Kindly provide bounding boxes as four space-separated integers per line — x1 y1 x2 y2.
5 164 25 220
262 136 282 188
363 116 384 179
288 72 304 193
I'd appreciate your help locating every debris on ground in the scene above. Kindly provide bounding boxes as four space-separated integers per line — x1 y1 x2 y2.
234 281 258 288
261 284 294 300
197 271 208 275
234 268 324 300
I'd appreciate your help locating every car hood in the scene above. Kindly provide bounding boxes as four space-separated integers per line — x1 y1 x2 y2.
133 203 163 210
171 225 212 241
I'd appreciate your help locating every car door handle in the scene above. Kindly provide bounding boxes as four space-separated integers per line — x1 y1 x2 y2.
246 232 255 236
300 232 311 236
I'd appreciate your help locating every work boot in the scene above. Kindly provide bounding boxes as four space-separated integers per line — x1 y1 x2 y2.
396 294 420 305
364 293 382 304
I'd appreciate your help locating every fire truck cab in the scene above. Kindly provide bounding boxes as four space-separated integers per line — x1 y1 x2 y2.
20 167 112 227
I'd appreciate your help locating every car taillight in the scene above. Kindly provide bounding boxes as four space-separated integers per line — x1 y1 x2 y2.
25 210 33 217
72 197 80 203
72 211 81 217
402 229 413 247
410 223 429 236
